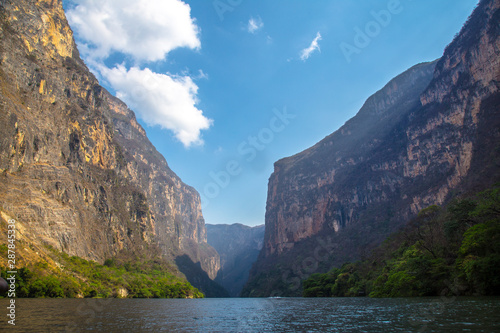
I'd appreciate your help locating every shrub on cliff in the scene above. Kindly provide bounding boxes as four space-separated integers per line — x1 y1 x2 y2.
303 185 500 297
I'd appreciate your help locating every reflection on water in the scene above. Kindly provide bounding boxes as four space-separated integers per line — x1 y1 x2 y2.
0 297 499 332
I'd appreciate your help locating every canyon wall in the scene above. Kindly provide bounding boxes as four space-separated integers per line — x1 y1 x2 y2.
207 223 265 296
0 0 220 283
243 0 500 296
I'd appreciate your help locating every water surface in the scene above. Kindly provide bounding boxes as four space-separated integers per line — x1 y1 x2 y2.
1 297 499 332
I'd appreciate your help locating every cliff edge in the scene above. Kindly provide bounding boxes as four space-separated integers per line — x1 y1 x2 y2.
0 0 220 289
243 0 500 297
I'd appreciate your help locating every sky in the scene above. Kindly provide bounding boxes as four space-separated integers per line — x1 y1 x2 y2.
62 0 479 227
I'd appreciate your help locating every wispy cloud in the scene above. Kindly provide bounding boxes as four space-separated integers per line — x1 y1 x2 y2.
300 32 322 61
214 146 224 155
247 17 264 34
101 65 212 147
196 69 209 80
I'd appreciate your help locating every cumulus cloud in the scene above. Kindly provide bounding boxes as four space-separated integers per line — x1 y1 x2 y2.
101 65 212 147
300 32 322 61
247 17 264 34
65 0 212 147
66 0 201 62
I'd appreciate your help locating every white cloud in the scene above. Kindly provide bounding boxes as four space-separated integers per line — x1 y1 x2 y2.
66 0 200 62
247 17 264 34
65 0 211 148
101 65 212 147
196 69 209 80
300 32 322 61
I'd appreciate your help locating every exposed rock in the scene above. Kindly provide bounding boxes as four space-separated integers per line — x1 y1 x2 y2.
0 0 220 286
243 0 500 297
116 287 128 298
175 254 229 298
206 223 265 297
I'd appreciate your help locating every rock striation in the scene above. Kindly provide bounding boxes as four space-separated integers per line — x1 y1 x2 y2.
0 0 220 284
243 0 500 297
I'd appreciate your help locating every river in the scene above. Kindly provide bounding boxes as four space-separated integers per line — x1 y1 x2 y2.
1 297 499 332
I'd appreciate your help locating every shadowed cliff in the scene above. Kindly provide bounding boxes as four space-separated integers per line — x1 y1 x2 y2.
207 223 265 296
243 0 500 297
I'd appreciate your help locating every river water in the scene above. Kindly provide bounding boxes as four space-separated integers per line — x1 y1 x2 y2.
1 297 499 332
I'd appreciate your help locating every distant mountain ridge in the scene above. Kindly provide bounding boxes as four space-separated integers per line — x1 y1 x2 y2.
206 223 265 297
243 0 500 297
0 0 223 295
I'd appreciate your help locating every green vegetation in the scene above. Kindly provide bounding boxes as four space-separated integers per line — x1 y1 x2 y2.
0 247 203 298
303 186 500 297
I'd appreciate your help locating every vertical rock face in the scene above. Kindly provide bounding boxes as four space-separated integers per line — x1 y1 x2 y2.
206 223 265 296
264 61 438 257
0 0 219 280
243 0 500 296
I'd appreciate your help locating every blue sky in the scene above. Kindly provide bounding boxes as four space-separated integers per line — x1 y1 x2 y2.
62 0 478 226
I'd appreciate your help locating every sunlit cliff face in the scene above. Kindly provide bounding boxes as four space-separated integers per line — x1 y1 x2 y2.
0 0 220 279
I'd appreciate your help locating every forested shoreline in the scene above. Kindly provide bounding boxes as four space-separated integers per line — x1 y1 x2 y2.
0 247 203 299
303 186 500 298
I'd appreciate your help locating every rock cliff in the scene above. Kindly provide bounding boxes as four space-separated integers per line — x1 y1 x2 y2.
206 223 264 296
0 0 220 285
243 0 500 297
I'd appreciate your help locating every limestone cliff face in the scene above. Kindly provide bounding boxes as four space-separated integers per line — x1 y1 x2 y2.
264 61 438 257
206 224 264 297
243 0 500 297
0 0 219 280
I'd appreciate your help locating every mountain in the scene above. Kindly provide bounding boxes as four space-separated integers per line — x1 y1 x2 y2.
242 0 500 297
206 223 265 297
0 0 222 295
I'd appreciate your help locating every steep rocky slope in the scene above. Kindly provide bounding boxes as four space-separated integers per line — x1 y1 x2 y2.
0 0 220 289
206 223 264 296
243 0 500 297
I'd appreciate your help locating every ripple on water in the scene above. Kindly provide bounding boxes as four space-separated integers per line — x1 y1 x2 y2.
1 297 499 332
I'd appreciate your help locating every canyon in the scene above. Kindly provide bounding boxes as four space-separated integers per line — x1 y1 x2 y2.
207 223 265 297
0 0 222 295
0 0 498 300
243 0 500 297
